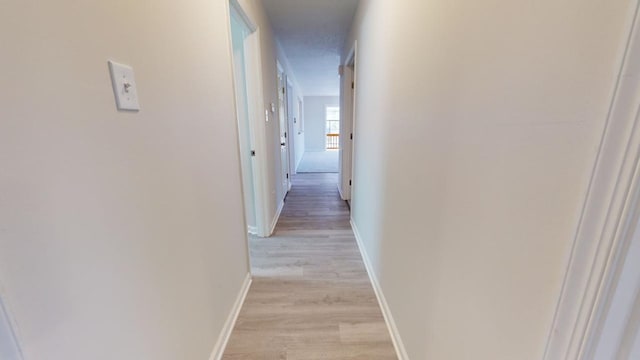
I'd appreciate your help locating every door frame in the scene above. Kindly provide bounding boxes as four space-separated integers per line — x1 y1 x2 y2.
587 179 640 359
276 61 291 193
544 2 640 358
338 42 357 201
226 0 271 238
286 78 297 178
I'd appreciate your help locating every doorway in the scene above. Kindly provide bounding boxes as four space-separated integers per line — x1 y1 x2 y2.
228 0 267 237
277 63 291 194
338 44 357 202
296 96 340 174
325 105 340 150
287 79 297 178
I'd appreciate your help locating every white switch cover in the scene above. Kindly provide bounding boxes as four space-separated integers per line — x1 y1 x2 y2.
108 60 140 111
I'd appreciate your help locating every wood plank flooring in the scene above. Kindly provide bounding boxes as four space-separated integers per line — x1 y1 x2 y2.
222 173 397 360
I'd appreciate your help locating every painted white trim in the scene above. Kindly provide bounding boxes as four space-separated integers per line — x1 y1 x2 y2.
339 42 357 201
337 183 345 200
229 0 256 31
268 199 285 236
225 0 270 238
544 2 640 359
298 97 304 135
286 78 297 178
248 28 272 238
247 225 257 236
587 172 640 359
225 0 253 243
276 62 292 199
208 273 252 360
349 42 358 205
350 219 410 360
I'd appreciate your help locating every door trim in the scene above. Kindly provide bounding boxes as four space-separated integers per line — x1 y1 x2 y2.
276 61 291 194
286 78 297 178
544 2 640 358
339 41 357 201
226 0 271 238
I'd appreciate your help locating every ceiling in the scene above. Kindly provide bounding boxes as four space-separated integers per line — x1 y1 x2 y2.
262 0 360 96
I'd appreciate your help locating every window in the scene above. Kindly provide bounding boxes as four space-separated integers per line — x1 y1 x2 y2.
325 106 340 149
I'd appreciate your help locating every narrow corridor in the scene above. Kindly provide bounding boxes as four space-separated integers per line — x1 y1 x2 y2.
223 173 397 359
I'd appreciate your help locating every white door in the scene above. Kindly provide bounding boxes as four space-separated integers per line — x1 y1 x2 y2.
339 60 356 201
230 9 257 233
277 67 290 195
286 81 296 177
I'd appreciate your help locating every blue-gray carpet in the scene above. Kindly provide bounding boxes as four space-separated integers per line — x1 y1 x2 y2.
297 151 339 173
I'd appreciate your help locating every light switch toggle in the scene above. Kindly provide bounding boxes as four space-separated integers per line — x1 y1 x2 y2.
108 60 140 111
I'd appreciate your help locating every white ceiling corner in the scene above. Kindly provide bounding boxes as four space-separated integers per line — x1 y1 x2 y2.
262 0 360 96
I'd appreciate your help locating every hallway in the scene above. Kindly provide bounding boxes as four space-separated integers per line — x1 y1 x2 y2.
3 0 638 358
223 173 396 359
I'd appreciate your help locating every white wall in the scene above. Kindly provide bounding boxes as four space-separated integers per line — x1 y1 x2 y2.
345 0 631 359
304 96 339 151
0 1 250 359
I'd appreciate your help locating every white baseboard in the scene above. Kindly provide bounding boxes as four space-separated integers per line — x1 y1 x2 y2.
350 219 410 360
337 183 346 200
295 155 303 173
269 199 285 236
247 225 257 235
208 273 252 360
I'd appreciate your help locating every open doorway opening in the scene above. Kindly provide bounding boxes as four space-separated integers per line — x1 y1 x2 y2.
228 0 267 237
325 106 340 150
296 96 340 173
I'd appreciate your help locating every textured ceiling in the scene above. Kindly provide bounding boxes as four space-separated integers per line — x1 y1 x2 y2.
262 0 359 96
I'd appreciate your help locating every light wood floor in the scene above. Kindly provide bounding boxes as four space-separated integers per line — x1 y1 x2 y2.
222 173 397 360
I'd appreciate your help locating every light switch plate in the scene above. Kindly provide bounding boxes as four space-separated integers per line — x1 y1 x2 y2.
108 60 140 111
